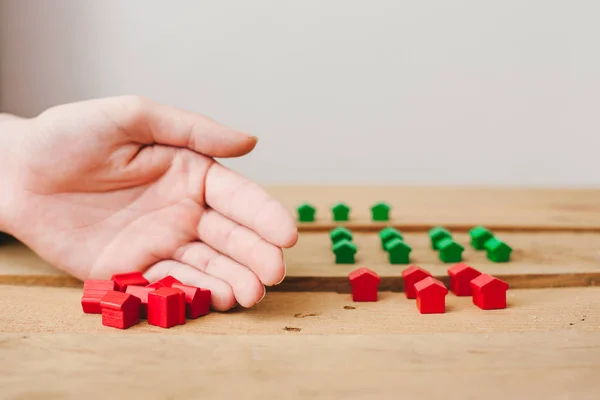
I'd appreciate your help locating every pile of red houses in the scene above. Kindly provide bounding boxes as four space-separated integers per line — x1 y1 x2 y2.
348 263 508 313
81 272 211 329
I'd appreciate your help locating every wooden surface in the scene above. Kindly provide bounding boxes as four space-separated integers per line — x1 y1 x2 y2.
2 186 600 399
1 286 600 399
269 186 600 231
3 231 600 290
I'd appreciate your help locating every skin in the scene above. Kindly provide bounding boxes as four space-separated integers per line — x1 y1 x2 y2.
0 96 298 311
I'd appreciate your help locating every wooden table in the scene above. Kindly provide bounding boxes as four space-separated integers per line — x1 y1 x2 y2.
1 186 600 399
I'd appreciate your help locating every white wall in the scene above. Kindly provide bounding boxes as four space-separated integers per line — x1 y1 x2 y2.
1 0 599 186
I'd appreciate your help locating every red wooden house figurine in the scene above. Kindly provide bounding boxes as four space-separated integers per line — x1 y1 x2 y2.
447 263 482 296
401 265 431 299
470 274 509 310
100 290 141 329
414 277 448 314
148 275 182 289
125 285 155 319
148 287 186 328
348 267 380 302
81 279 117 314
172 283 211 318
111 272 149 292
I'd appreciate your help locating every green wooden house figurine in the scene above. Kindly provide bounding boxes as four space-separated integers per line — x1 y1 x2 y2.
428 226 452 250
485 237 512 262
332 239 357 264
371 202 391 221
378 227 403 250
437 237 464 263
297 203 316 222
332 202 350 222
330 226 353 245
469 226 493 250
384 237 411 264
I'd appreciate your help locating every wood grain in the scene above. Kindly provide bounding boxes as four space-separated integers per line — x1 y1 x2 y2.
1 286 597 334
268 186 600 231
1 286 599 399
2 230 600 291
276 231 600 291
1 331 599 400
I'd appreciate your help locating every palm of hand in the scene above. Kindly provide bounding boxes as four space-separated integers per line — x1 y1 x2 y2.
6 97 297 310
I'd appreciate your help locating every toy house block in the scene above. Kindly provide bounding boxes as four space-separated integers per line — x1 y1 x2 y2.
154 275 181 287
384 238 411 264
297 203 316 222
438 238 464 263
148 287 186 328
330 226 353 245
172 284 211 318
401 265 432 299
348 267 380 302
100 291 141 329
428 226 452 250
81 280 117 314
469 226 494 250
332 202 350 222
125 285 155 318
371 202 391 221
379 227 403 250
146 282 165 289
470 274 509 310
484 237 512 262
414 277 448 314
332 239 357 264
447 263 482 296
111 272 149 292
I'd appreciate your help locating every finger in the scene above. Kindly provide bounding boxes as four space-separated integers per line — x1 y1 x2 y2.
205 162 298 248
118 95 258 158
173 241 265 308
143 259 236 312
198 209 285 286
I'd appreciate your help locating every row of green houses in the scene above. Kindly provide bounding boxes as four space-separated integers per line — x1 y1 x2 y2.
297 202 392 223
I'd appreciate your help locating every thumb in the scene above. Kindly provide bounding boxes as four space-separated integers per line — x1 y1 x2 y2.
119 96 258 158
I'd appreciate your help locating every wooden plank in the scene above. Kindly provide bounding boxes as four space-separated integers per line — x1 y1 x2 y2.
1 286 597 334
267 186 600 231
1 331 599 399
276 231 600 292
2 231 600 291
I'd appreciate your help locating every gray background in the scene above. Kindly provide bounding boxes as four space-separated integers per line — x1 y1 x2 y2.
1 0 599 186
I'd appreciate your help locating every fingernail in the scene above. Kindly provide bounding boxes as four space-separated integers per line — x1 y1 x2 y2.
274 263 286 285
256 287 267 304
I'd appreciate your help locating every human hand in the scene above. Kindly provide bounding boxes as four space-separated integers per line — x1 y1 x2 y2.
0 96 298 310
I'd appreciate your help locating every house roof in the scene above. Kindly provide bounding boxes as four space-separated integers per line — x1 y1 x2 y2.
469 226 492 239
297 203 316 212
172 283 210 303
348 267 380 284
384 238 411 253
414 277 448 296
371 202 390 211
470 274 509 293
125 285 154 303
438 238 464 252
484 237 512 253
401 265 430 280
428 226 451 239
379 227 402 241
332 203 350 211
332 239 357 254
100 291 140 311
330 226 353 241
447 263 481 279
